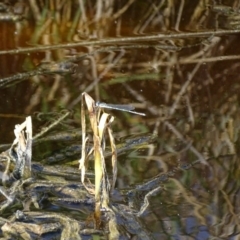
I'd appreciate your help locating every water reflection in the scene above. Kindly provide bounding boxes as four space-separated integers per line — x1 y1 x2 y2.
0 0 240 239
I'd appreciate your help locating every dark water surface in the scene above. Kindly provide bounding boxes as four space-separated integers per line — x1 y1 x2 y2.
1 0 240 239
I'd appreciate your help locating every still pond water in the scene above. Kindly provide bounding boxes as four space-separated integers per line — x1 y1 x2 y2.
1 1 240 239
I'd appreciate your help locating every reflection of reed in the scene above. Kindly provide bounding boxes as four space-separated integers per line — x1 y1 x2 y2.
0 0 240 238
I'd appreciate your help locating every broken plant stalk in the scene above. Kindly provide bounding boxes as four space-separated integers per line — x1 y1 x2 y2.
79 92 118 233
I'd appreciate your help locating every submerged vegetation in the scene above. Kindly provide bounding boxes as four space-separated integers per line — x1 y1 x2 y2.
1 0 240 239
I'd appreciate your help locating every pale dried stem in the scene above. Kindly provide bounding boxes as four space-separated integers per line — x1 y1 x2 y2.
1 29 240 55
33 111 70 140
169 61 201 116
164 121 209 166
175 0 185 31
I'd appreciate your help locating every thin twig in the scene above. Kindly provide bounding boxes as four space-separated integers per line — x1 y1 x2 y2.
33 111 70 140
1 29 240 55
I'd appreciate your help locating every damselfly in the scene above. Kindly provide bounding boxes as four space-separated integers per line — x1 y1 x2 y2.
96 101 145 116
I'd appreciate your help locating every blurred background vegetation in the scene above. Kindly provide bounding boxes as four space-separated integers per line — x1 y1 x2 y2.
1 0 240 239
